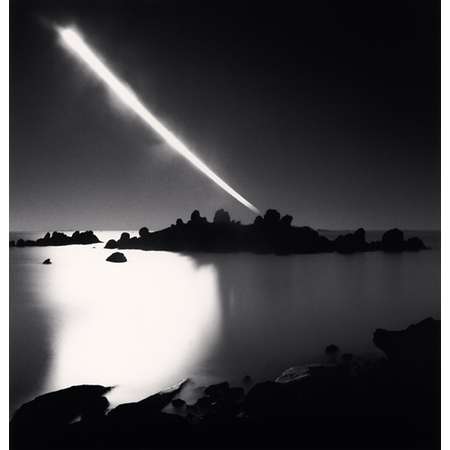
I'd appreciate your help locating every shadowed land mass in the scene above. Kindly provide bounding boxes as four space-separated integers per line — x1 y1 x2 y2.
10 317 440 449
10 209 428 255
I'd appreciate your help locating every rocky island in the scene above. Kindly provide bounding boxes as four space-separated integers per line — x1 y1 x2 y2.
10 230 101 247
105 208 428 255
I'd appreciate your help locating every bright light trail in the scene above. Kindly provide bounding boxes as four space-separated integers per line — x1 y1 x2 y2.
57 27 260 214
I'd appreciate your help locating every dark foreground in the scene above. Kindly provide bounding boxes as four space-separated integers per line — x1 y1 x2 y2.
10 318 440 449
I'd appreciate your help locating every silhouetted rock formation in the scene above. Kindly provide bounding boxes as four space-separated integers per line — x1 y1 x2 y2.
9 240 15 247
373 317 440 369
105 209 428 255
12 231 101 247
106 252 127 263
11 385 112 449
10 318 439 449
42 258 51 265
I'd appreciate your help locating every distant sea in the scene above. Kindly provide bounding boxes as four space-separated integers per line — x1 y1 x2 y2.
10 229 440 416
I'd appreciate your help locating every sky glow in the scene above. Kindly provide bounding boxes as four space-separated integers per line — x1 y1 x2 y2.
57 27 260 214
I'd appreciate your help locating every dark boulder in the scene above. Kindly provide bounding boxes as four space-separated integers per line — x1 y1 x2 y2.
325 344 340 355
107 379 188 421
405 236 427 251
189 210 207 225
138 227 150 239
104 239 117 249
106 252 127 263
281 214 293 227
42 258 52 265
244 381 292 418
253 215 264 226
9 240 15 247
334 228 366 253
204 382 230 399
171 398 186 408
11 385 112 432
381 228 404 252
213 209 231 224
373 317 440 370
263 209 281 226
119 232 130 241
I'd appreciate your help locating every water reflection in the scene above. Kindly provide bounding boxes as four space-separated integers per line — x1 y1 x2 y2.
9 249 53 412
13 246 221 411
10 240 440 414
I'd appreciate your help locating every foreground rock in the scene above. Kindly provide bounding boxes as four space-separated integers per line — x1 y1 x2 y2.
105 209 428 255
373 317 440 370
106 252 127 263
10 318 439 449
14 230 101 247
11 385 112 448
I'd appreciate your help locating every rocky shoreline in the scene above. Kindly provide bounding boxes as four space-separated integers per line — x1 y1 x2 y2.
10 317 440 449
10 209 429 255
106 209 428 255
10 230 101 248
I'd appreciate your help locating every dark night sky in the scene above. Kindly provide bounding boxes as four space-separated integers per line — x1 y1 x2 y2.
10 0 440 231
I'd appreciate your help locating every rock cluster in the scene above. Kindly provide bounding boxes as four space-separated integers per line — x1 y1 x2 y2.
104 209 428 255
10 318 439 449
12 231 101 247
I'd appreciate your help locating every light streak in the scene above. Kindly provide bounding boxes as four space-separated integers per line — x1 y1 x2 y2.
57 27 260 214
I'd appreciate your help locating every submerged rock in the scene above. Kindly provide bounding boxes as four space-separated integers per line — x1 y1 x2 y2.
42 258 52 265
106 252 127 263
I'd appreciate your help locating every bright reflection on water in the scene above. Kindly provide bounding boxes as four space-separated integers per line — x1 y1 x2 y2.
10 231 440 415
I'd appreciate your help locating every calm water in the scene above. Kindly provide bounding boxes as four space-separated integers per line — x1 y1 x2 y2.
10 230 440 415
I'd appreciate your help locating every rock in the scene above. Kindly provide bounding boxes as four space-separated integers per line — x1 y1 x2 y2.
373 317 440 370
243 381 289 417
138 227 150 238
253 215 264 226
11 385 112 431
334 229 366 253
381 228 404 252
12 231 101 247
204 382 230 399
275 366 310 384
281 214 293 227
405 236 427 251
9 240 15 247
104 239 117 249
263 209 281 226
325 344 340 355
119 232 130 241
106 252 127 263
42 258 51 265
171 398 186 408
213 209 231 224
229 387 245 403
